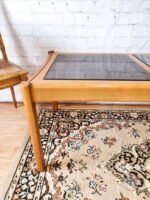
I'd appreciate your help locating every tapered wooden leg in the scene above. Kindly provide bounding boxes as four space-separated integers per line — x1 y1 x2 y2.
10 86 17 108
52 101 58 111
21 83 45 172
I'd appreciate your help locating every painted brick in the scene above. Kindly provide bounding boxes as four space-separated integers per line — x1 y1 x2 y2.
88 13 116 27
116 13 149 25
0 25 33 37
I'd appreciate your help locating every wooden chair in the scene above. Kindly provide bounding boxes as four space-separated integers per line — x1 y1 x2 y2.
0 33 28 107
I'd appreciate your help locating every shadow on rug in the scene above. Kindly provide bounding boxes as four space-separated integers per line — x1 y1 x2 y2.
4 109 150 200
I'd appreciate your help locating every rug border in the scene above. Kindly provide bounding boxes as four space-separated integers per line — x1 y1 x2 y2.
1 108 45 200
1 135 29 200
1 108 150 200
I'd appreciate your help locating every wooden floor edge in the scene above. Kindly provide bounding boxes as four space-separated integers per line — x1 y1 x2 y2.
1 102 150 107
0 135 29 199
0 104 44 198
35 102 150 111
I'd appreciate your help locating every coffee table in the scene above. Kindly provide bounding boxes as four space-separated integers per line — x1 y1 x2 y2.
22 52 150 171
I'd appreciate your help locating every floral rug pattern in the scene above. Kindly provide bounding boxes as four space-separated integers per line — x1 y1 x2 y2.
4 109 150 200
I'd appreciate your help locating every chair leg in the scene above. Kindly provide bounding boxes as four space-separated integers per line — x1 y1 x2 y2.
10 86 17 108
52 101 58 111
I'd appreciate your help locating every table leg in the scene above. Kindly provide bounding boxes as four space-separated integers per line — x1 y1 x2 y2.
52 101 58 111
21 83 45 172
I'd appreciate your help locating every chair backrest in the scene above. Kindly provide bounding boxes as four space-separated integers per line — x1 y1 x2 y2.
0 33 8 61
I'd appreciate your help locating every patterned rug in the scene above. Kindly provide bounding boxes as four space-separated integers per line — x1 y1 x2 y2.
4 108 150 200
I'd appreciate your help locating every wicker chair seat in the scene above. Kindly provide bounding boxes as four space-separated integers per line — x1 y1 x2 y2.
0 59 28 81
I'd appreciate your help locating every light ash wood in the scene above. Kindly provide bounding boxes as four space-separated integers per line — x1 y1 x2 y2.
32 52 57 83
22 52 150 172
30 80 150 102
57 52 150 55
21 83 45 171
52 101 58 111
27 51 55 84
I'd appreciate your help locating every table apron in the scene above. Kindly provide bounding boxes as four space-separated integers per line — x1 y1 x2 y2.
30 83 150 102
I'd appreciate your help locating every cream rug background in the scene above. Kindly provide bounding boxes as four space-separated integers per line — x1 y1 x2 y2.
4 109 150 200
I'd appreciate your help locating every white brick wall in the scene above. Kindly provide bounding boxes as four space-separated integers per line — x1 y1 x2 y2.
0 0 150 101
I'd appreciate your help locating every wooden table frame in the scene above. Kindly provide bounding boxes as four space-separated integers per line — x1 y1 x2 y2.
21 52 150 172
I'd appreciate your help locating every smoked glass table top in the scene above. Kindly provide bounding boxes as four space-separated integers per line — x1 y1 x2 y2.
44 54 150 81
134 54 150 67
